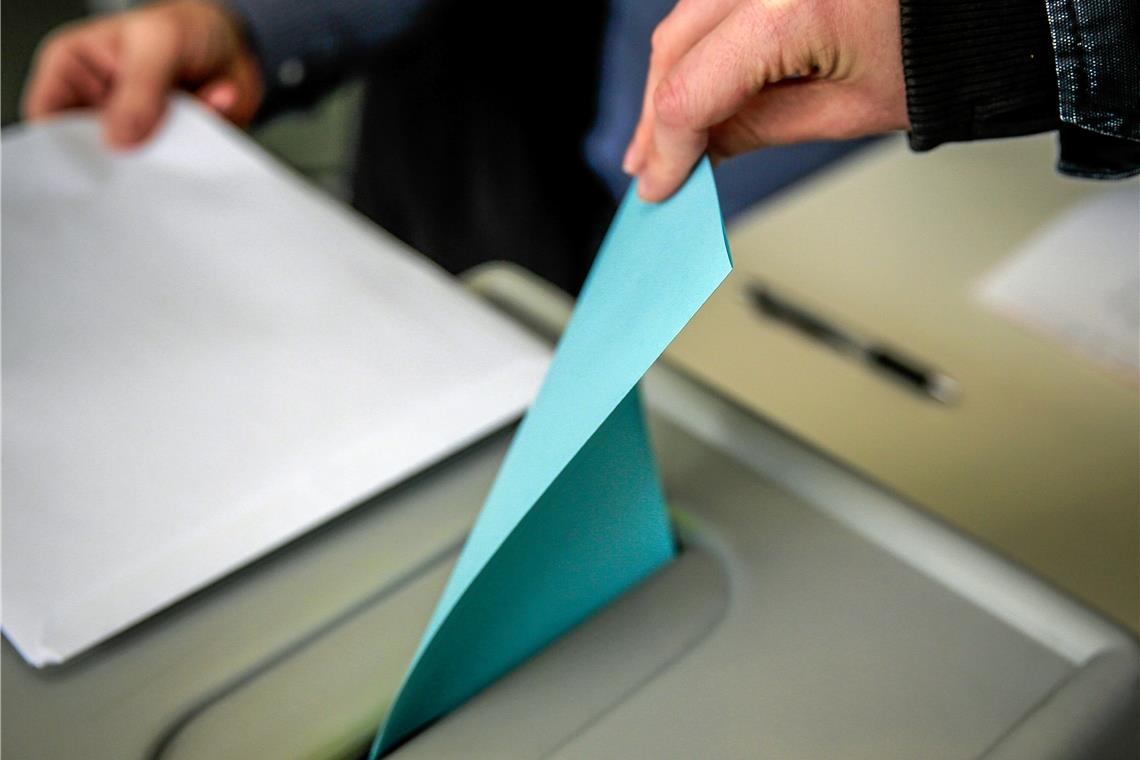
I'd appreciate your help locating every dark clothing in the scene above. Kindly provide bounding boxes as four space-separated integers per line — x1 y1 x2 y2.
900 0 1140 178
349 3 615 293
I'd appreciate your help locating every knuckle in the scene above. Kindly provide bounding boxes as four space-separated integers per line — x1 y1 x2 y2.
742 1 805 82
747 0 789 49
653 74 692 127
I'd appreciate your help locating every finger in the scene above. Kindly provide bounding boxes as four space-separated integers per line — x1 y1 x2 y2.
636 10 745 203
623 91 655 174
23 71 85 119
23 72 74 120
22 38 81 118
74 39 120 82
638 2 818 201
58 48 112 104
103 15 181 148
634 114 707 202
623 0 736 174
625 0 737 173
23 21 123 120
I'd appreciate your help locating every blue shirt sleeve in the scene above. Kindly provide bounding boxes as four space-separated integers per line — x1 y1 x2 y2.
222 0 442 116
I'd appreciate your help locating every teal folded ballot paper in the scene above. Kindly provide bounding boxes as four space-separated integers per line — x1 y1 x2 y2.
371 158 732 755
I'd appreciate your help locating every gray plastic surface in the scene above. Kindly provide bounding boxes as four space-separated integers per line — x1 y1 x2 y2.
2 264 1136 759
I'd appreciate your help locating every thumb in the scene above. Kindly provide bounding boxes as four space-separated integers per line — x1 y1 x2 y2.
103 16 181 148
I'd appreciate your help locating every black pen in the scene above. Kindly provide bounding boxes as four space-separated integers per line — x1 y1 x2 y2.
747 283 959 404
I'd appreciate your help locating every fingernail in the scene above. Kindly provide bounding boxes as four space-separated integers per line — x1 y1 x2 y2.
622 144 644 176
207 86 237 114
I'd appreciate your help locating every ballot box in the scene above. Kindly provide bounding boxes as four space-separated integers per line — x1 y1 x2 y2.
3 264 1136 760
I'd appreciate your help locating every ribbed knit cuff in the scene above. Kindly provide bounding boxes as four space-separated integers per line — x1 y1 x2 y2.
900 0 1060 151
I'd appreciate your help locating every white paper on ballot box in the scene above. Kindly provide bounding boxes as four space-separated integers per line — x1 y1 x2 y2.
975 185 1139 383
0 98 551 667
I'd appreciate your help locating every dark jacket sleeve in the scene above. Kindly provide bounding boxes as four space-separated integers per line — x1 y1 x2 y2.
899 0 1140 179
222 0 445 118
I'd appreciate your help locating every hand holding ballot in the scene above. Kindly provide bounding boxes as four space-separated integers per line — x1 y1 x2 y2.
622 0 909 202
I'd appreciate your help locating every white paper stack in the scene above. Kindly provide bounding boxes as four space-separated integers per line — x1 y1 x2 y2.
1 98 550 667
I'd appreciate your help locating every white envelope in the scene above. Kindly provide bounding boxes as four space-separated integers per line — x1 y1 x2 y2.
1 98 550 667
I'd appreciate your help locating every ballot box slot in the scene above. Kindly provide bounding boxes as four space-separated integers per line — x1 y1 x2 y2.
745 281 959 404
146 511 724 760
